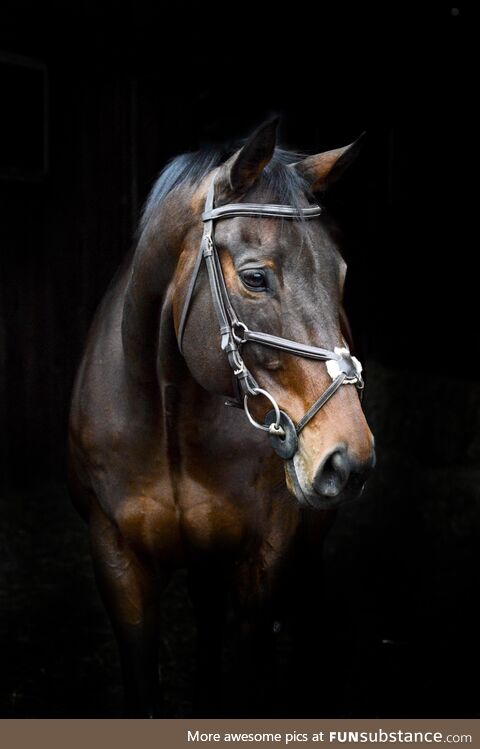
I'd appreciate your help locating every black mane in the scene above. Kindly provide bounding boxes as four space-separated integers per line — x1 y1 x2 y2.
141 145 313 230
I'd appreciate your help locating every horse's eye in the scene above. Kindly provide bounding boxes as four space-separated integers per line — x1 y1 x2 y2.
240 269 267 291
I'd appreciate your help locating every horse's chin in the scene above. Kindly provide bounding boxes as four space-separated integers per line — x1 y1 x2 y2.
285 455 366 510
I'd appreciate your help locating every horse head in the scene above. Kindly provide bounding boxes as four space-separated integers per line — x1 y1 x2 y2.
171 120 375 508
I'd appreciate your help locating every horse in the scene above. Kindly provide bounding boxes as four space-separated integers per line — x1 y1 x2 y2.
67 119 375 716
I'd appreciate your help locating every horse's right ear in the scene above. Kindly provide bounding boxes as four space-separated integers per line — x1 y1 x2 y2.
292 133 365 192
214 118 279 204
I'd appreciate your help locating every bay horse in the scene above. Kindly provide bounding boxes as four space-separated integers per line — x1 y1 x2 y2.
68 119 375 716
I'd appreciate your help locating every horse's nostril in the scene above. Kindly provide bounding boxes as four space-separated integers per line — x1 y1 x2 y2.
313 446 351 497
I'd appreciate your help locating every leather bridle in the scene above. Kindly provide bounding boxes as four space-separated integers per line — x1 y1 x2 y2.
177 175 364 460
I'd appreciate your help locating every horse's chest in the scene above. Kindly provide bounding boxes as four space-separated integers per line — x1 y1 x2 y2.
175 467 301 568
176 476 251 555
113 433 297 565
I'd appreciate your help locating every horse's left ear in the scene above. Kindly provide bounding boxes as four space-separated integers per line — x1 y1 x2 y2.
293 132 365 192
215 118 279 204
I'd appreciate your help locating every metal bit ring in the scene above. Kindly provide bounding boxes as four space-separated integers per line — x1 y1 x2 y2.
243 388 284 435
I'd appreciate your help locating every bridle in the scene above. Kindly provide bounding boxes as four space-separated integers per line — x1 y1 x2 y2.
177 175 364 460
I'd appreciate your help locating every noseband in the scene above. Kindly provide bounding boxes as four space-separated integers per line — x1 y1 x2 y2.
177 176 364 460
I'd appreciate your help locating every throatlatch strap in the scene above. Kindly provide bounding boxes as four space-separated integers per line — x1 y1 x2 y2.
177 242 204 352
177 180 216 351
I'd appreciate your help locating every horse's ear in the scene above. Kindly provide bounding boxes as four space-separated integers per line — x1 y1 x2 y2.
293 132 365 192
215 118 279 203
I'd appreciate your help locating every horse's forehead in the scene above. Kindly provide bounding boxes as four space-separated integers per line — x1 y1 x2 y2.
217 217 324 254
216 217 281 245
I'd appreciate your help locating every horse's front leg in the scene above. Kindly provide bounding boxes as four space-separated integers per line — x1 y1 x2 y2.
188 557 230 715
287 508 337 711
230 557 278 716
89 503 168 717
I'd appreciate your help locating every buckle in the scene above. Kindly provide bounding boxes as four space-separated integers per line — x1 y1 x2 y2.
231 321 248 343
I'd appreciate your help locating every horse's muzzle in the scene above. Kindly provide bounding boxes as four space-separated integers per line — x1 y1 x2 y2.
286 444 376 509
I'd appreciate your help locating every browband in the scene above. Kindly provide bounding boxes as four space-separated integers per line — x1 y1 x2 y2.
202 203 322 221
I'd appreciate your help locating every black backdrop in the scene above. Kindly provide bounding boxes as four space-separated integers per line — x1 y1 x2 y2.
1 3 478 717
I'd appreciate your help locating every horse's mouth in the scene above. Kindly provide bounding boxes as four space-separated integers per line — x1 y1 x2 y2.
285 454 367 509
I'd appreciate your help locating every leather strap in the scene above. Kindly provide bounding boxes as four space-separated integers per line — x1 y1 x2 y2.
213 247 241 328
203 249 231 346
177 179 216 352
202 203 322 221
177 240 204 351
243 330 341 362
295 373 346 434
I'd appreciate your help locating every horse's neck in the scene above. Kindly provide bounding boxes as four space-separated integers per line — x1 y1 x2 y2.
119 190 232 440
121 202 187 387
120 213 272 476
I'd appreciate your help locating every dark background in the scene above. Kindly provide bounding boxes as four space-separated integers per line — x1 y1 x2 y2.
1 2 478 717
